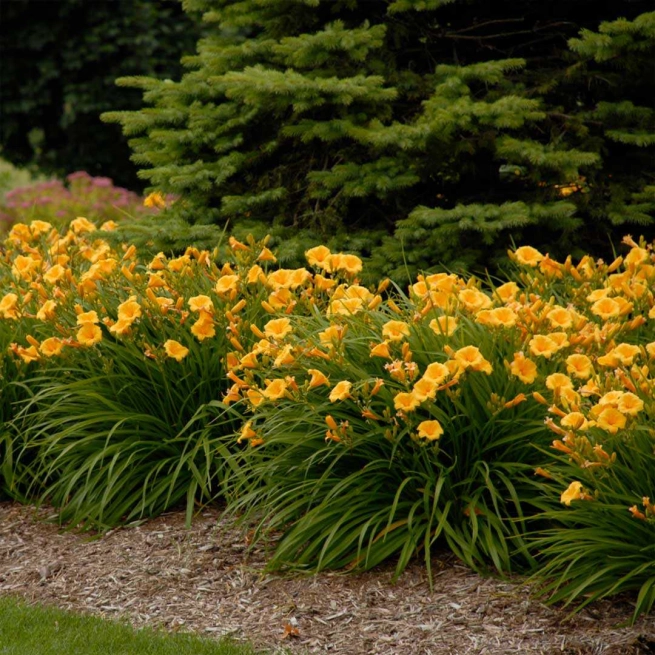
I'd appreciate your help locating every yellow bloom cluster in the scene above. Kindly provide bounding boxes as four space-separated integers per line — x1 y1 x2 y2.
1 220 654 524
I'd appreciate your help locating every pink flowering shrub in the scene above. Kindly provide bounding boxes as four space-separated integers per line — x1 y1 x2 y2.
0 171 156 232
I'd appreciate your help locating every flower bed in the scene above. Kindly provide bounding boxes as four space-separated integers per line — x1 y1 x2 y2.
0 217 653 621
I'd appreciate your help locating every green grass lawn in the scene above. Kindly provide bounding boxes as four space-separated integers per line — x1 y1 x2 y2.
0 596 263 655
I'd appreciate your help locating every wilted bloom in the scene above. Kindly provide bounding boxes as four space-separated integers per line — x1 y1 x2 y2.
15 345 40 364
164 339 189 362
416 420 444 441
539 255 563 278
237 421 257 444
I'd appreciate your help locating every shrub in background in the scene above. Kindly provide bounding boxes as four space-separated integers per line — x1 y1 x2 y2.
0 0 203 189
104 1 655 278
0 171 153 233
0 158 47 202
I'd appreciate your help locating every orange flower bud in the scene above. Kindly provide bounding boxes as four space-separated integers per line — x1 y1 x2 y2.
325 415 338 430
387 299 402 314
377 278 391 293
551 439 573 454
370 378 385 396
534 467 553 479
227 370 249 387
229 336 245 352
26 335 40 348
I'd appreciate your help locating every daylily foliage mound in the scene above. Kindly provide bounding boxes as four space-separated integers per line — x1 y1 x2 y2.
0 218 653 621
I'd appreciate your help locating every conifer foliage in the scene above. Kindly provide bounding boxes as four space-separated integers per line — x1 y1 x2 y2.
104 1 655 276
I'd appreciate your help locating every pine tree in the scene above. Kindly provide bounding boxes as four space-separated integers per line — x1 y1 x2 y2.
103 1 655 277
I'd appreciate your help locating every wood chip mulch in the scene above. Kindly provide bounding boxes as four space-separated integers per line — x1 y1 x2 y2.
0 501 654 654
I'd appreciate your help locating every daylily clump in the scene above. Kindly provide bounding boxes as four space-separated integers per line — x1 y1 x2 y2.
1 218 654 621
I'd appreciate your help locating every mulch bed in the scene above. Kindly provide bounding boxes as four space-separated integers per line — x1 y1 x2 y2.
1 501 654 654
